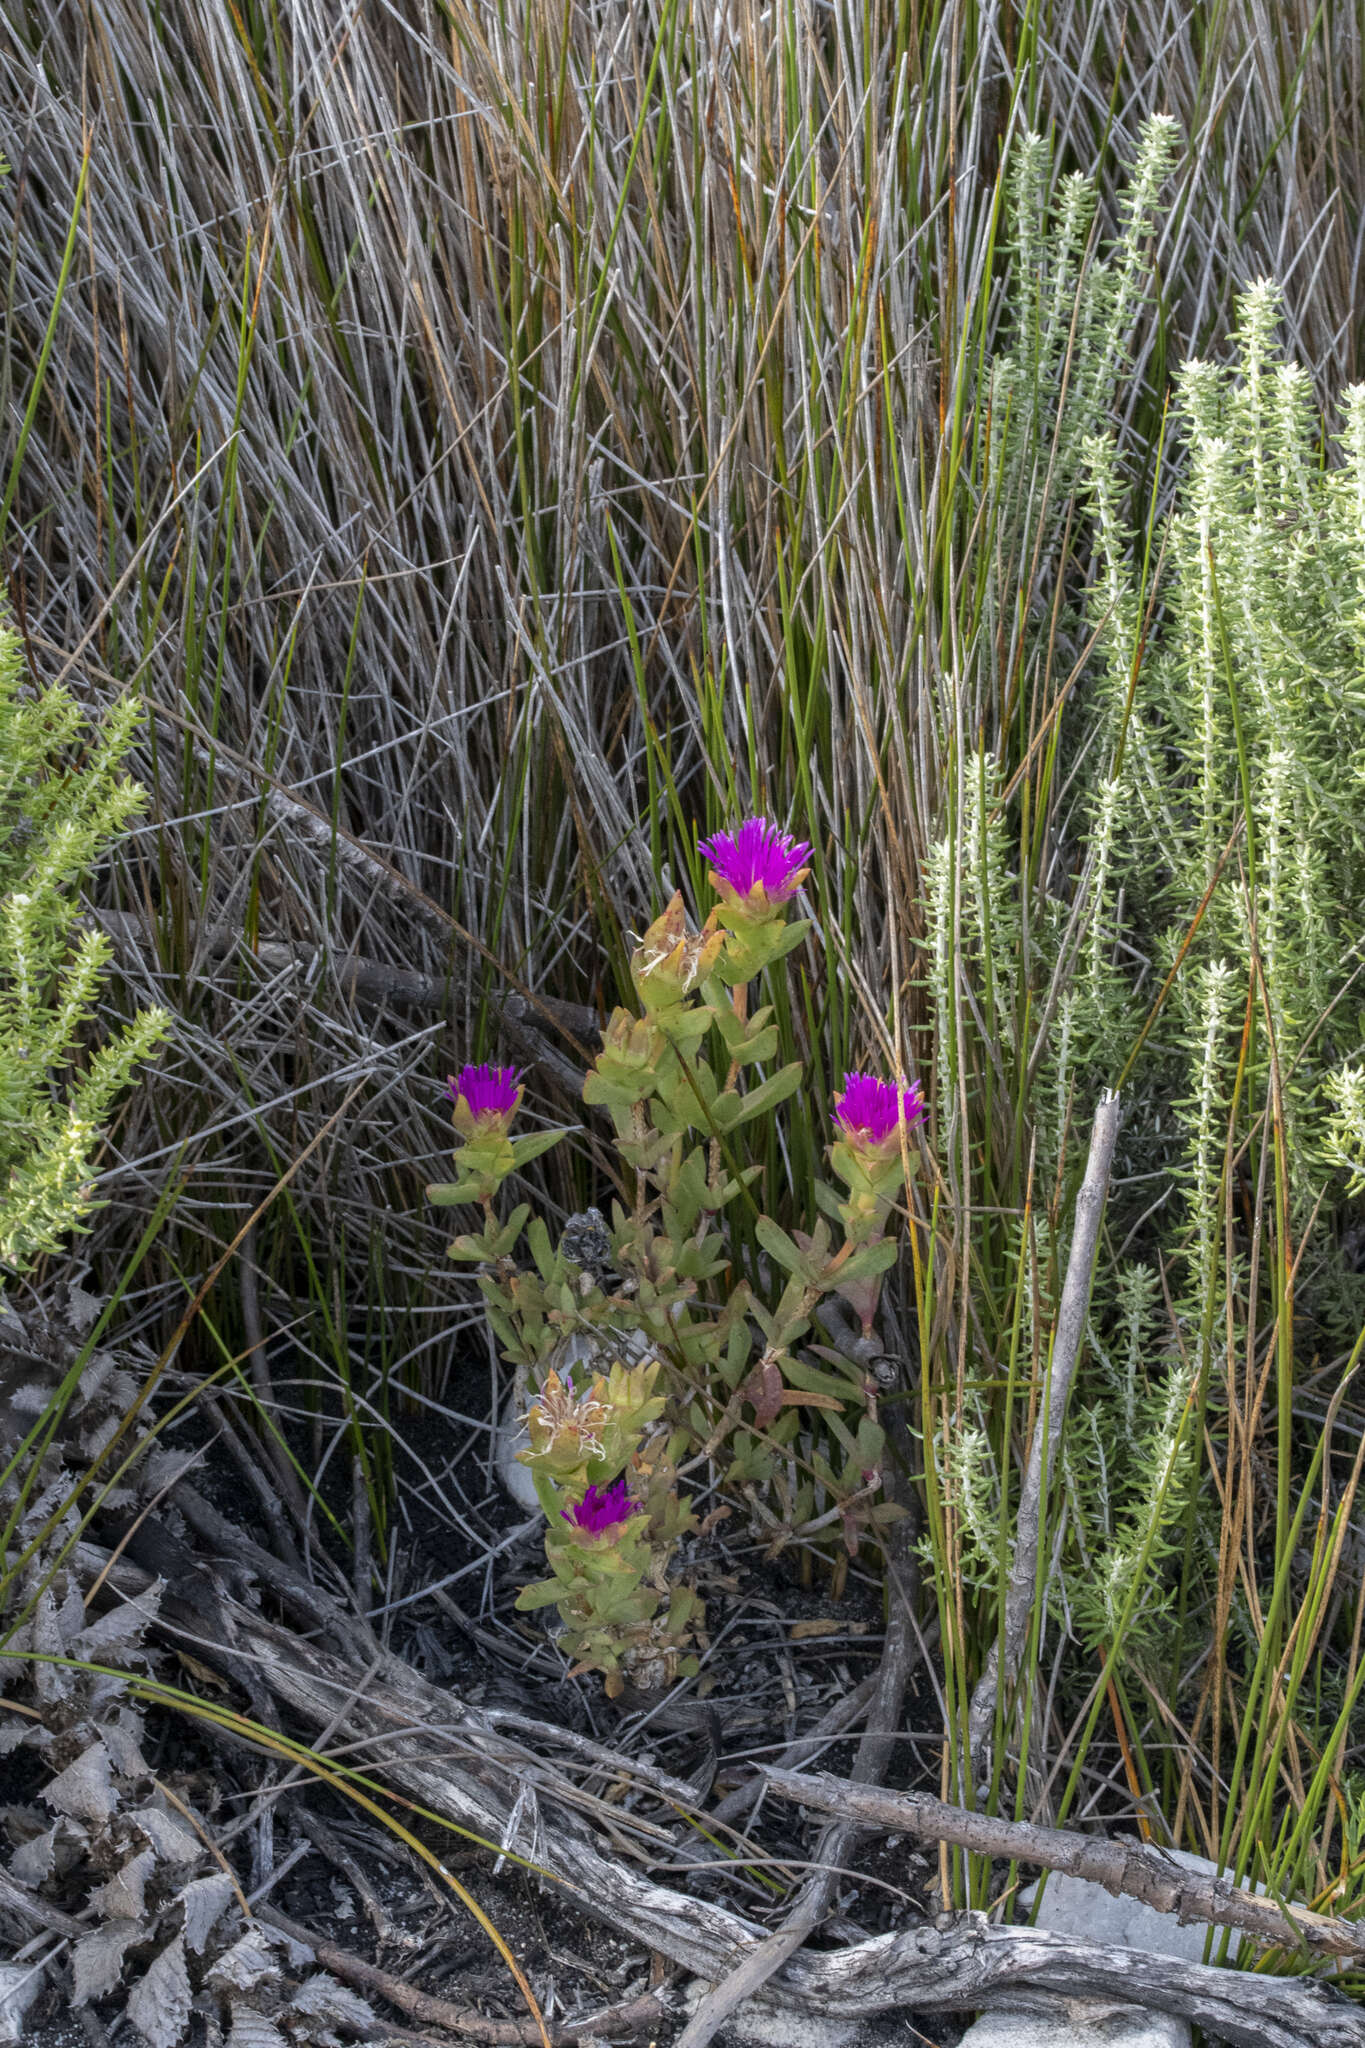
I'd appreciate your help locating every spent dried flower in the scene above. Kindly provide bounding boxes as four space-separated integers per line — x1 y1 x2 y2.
630 893 726 1012
524 1368 611 1464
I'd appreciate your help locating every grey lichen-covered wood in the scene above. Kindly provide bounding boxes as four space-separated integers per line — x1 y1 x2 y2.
760 1765 1363 1960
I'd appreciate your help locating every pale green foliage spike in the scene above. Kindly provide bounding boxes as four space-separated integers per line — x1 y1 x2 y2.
1080 282 1365 1212
0 614 168 1273
1325 1064 1365 1194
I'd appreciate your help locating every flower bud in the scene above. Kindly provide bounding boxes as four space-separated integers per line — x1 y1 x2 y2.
630 894 727 1012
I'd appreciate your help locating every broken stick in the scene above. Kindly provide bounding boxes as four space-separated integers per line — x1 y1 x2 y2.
761 1764 1365 1961
968 1089 1122 1768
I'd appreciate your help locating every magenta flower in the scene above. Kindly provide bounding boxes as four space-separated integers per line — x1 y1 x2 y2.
833 1072 925 1148
561 1477 638 1537
698 817 811 908
447 1061 523 1130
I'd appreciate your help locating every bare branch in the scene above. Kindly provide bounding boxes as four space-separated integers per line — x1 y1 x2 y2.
969 1091 1123 1767
761 1765 1362 1961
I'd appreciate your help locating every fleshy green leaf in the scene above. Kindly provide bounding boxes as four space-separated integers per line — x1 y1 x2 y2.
835 1237 899 1281
711 1060 803 1133
754 1215 811 1278
509 1127 571 1168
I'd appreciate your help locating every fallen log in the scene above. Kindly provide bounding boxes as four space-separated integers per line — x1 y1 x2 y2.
76 1543 1365 2048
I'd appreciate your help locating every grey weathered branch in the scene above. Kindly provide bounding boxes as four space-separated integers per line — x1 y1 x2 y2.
0 1861 84 1936
88 908 599 1099
968 1089 1122 1767
760 1765 1365 1961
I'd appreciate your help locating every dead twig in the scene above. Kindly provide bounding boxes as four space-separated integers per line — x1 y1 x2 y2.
968 1091 1123 1768
761 1765 1365 1961
237 1222 312 1544
88 910 599 1101
294 1808 416 1950
0 1863 84 1936
707 1670 880 1827
164 1474 374 1663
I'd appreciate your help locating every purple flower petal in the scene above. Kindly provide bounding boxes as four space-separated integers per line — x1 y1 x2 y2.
447 1061 523 1126
698 817 811 906
561 1476 638 1536
833 1072 925 1147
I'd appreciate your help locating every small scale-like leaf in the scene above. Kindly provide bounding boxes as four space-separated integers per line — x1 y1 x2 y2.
525 1213 556 1279
508 1127 570 1169
291 1972 379 2031
74 1583 162 1662
9 1823 59 1887
781 1356 860 1403
225 2012 288 2048
80 1412 122 1458
130 1803 201 1863
22 1477 74 1538
180 1871 236 1952
258 1921 315 1969
90 1847 156 1920
8 1382 57 1416
127 1935 192 2048
835 1238 899 1282
43 1741 115 1825
754 1216 810 1278
208 1932 285 1993
743 1356 784 1427
55 1576 87 1645
444 1233 488 1261
514 1577 564 1612
30 1592 73 1706
91 1671 140 1715
486 1202 530 1258
67 1286 105 1336
727 1060 803 1130
73 1922 139 2005
103 1707 150 1780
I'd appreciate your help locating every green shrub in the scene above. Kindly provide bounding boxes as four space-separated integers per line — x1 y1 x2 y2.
0 615 168 1274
